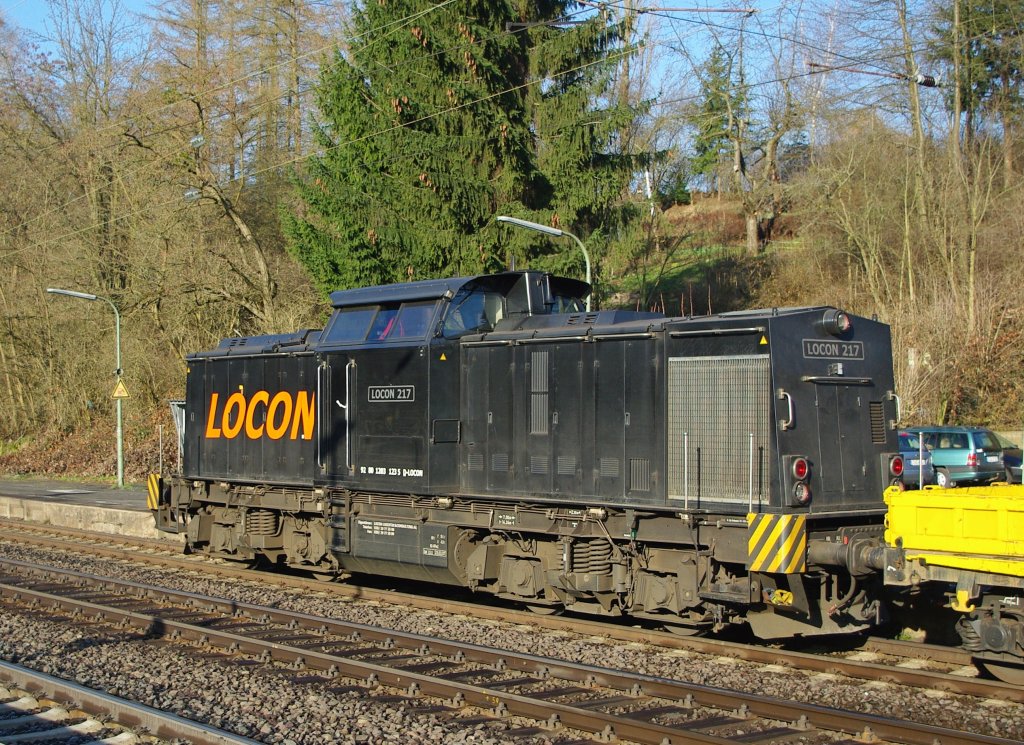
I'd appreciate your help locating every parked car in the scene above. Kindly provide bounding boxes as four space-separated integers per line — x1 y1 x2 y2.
993 433 1022 483
910 426 1005 488
897 430 935 488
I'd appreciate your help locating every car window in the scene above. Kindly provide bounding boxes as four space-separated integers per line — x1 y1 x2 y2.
934 432 967 449
975 431 1001 450
901 433 922 450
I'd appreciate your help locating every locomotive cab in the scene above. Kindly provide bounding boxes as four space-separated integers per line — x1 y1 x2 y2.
317 271 589 496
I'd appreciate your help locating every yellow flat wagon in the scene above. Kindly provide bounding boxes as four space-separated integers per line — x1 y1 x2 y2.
883 484 1024 684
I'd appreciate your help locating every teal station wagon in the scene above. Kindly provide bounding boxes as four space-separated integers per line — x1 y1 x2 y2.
907 426 1004 488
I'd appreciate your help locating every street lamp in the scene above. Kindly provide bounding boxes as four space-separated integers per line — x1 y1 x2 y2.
496 215 592 311
46 288 124 487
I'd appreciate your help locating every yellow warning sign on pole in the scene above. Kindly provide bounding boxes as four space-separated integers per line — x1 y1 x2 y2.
111 378 130 399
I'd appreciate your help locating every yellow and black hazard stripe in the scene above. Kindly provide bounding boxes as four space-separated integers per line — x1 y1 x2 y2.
747 513 807 574
146 473 161 511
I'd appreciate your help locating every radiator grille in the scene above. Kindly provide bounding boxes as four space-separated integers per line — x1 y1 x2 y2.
491 453 509 472
467 453 484 471
530 456 549 474
667 355 770 503
869 401 886 443
557 456 576 476
600 458 620 478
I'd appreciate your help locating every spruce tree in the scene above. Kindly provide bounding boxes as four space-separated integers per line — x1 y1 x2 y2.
688 46 742 196
284 1 640 294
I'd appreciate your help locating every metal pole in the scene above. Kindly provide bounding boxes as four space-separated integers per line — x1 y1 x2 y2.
46 288 124 487
495 215 593 311
105 296 124 488
564 230 592 312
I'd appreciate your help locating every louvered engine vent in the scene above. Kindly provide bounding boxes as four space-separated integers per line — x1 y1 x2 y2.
869 401 886 443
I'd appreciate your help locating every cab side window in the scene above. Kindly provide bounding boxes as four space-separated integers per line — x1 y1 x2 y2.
443 289 502 338
392 301 435 338
324 306 376 343
370 300 437 340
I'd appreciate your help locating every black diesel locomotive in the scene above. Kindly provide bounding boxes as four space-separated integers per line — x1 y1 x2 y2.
156 271 904 638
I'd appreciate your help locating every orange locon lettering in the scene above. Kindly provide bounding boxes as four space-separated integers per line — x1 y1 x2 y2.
265 391 293 440
205 390 315 440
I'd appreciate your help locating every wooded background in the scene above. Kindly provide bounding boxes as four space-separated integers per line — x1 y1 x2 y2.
1 0 1021 479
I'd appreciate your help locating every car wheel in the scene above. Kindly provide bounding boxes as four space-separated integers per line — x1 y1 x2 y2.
1006 467 1014 484
936 468 954 488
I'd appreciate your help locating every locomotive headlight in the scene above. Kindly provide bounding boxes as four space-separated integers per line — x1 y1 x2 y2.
820 309 852 336
793 482 812 504
889 455 904 477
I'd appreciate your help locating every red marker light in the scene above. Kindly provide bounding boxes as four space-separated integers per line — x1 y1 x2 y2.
792 457 809 481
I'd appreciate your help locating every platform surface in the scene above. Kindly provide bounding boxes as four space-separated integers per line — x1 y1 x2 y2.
0 477 174 540
0 478 148 512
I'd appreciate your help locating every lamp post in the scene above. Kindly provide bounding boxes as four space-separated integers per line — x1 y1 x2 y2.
496 215 592 311
46 288 124 487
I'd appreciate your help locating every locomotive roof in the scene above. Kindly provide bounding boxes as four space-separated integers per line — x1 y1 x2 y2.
327 271 590 309
328 276 469 308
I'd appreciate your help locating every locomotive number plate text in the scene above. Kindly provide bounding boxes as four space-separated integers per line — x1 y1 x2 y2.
801 339 864 360
368 385 415 402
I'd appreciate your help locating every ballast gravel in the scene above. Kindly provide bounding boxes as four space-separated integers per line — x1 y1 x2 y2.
0 540 1021 744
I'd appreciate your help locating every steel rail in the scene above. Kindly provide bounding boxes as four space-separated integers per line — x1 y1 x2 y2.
0 659 261 745
0 519 1012 703
0 558 1016 745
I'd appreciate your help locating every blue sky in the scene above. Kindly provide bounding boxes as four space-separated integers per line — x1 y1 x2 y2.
1 0 150 35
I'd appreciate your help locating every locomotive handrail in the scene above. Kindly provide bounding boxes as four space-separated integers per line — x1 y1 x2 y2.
669 326 765 337
887 390 902 421
800 376 873 385
344 360 355 472
316 362 327 472
777 389 794 430
460 339 515 347
461 332 657 347
589 332 656 341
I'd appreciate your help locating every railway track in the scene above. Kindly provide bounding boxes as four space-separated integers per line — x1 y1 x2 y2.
0 658 258 745
0 518 1014 703
0 555 1015 745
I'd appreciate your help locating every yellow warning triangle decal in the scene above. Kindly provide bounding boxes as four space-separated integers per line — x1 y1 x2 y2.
439 353 447 361
111 378 130 399
759 336 768 346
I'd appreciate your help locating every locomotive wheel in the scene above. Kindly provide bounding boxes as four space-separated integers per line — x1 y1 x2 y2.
977 659 1024 686
525 603 563 616
311 571 338 583
662 622 702 637
222 555 259 569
